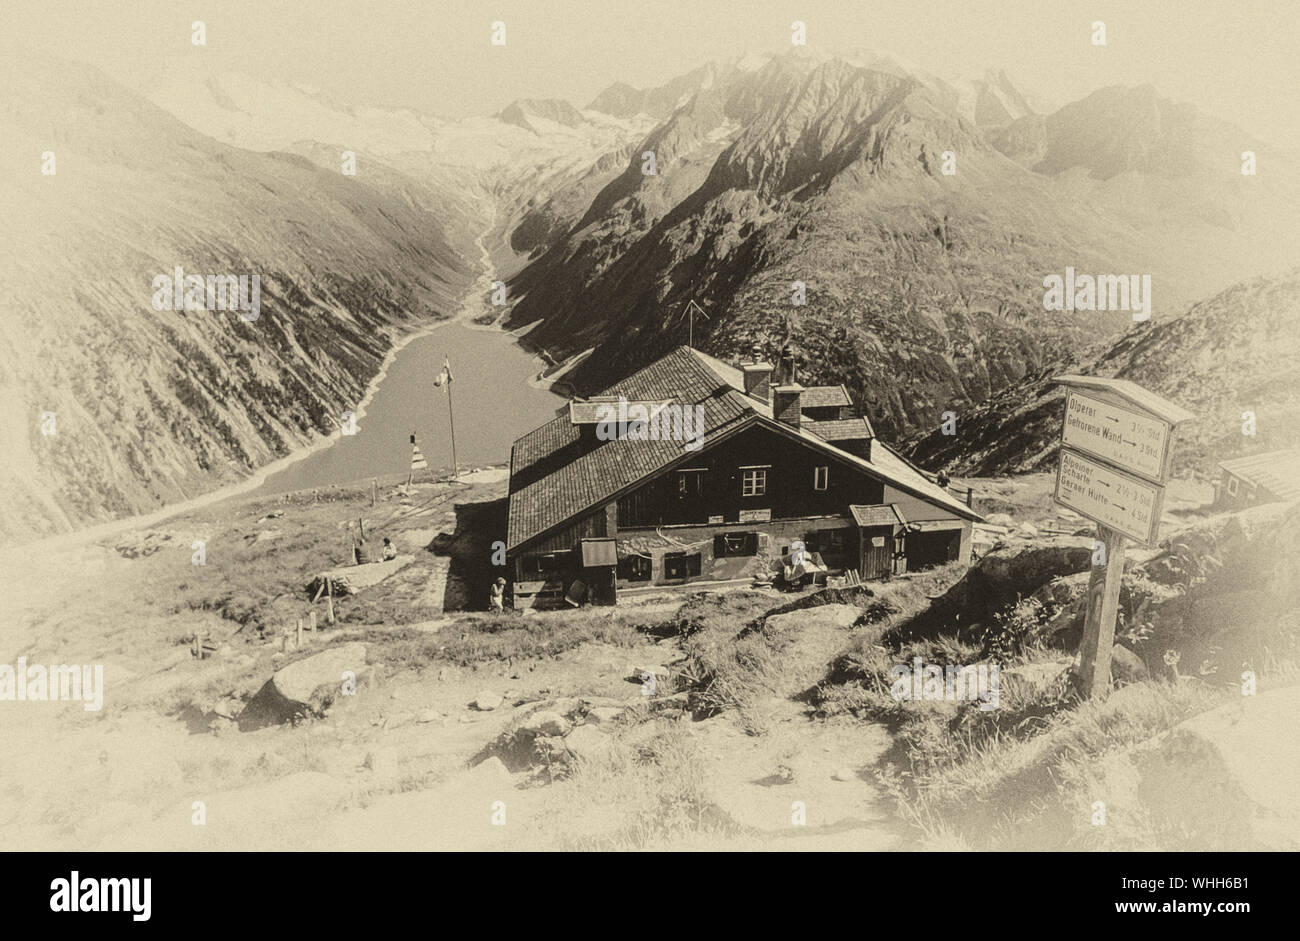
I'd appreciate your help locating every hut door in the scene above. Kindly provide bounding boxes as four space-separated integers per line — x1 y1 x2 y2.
860 526 893 580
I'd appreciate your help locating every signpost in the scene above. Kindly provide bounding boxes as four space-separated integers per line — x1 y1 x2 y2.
1054 450 1164 546
1052 376 1195 698
1062 391 1171 483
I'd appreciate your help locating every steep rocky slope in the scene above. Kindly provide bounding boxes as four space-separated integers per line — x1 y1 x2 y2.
503 53 1300 441
0 55 474 544
905 269 1300 476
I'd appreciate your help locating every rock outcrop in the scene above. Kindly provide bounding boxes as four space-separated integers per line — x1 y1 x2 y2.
238 643 368 730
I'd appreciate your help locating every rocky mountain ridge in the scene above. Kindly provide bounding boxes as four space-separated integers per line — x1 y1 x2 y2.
502 51 1299 443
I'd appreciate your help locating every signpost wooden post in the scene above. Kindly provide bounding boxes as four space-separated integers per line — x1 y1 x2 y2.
1052 376 1195 698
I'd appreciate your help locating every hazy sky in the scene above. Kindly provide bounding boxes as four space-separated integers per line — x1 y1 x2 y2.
10 0 1300 147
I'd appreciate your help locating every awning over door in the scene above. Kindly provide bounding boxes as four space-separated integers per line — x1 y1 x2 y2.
849 504 907 528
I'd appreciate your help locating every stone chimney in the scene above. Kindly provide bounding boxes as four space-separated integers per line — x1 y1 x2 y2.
742 362 774 403
772 383 804 430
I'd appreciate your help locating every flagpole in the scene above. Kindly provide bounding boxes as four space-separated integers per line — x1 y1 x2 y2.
444 363 459 481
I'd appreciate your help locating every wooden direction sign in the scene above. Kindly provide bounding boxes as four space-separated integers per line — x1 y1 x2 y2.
1054 449 1164 547
1062 391 1171 484
1052 376 1195 699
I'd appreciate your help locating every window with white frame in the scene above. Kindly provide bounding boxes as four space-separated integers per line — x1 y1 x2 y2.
741 468 767 497
1226 476 1239 497
813 466 829 490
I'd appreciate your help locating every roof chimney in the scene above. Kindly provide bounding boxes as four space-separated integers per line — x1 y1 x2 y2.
772 383 804 431
742 362 774 403
775 344 797 386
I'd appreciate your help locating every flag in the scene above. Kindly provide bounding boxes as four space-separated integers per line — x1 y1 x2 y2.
433 356 454 388
410 433 428 471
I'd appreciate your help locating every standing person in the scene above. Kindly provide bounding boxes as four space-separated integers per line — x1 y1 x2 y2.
489 577 506 613
381 537 397 561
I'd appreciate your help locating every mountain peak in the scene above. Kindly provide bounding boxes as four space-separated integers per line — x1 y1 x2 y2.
496 98 584 133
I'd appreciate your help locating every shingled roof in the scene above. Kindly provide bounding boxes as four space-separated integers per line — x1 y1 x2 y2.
800 385 852 409
1218 449 1300 502
507 347 979 551
806 417 874 442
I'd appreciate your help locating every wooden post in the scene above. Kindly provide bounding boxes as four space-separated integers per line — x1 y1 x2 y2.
1077 525 1127 698
309 611 317 633
326 579 335 625
358 516 365 541
372 478 377 507
296 617 303 650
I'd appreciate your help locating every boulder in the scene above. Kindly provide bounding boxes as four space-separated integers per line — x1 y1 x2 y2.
521 710 571 737
473 690 504 711
238 643 368 731
832 767 857 782
273 643 367 704
467 756 512 785
1110 645 1150 685
890 537 1093 645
